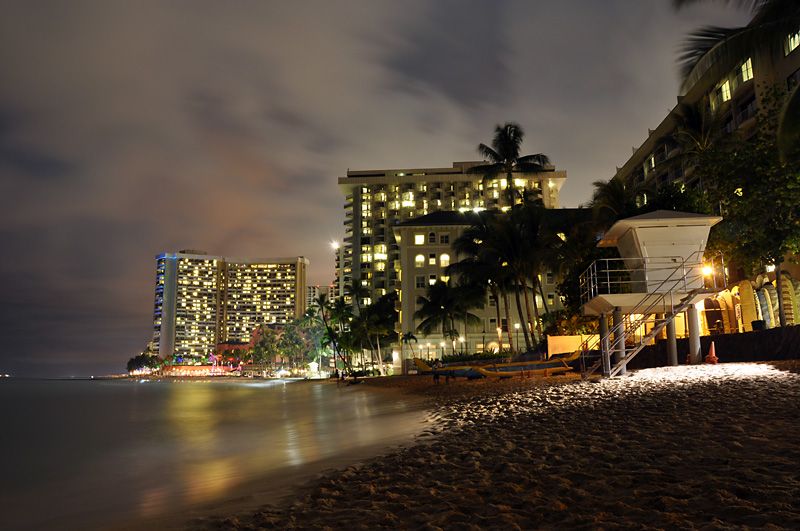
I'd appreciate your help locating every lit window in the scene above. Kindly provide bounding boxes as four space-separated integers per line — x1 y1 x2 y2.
415 254 424 267
720 80 731 102
429 253 436 265
414 234 425 245
787 31 800 56
440 254 450 267
429 275 437 285
741 58 753 82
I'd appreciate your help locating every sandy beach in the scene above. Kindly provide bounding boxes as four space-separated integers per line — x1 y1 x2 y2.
182 362 800 530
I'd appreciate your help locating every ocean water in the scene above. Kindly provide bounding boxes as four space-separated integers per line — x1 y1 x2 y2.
0 378 429 530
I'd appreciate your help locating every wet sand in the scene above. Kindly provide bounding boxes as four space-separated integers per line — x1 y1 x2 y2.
182 362 800 530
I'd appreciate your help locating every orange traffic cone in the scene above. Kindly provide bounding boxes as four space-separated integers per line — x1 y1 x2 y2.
705 342 719 364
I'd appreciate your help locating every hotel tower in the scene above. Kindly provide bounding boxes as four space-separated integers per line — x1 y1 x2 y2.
151 250 308 363
338 161 566 302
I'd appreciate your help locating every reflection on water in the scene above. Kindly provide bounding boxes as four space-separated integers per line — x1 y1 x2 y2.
0 379 428 530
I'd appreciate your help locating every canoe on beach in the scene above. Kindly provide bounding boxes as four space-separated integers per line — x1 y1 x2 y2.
472 350 580 378
413 350 580 379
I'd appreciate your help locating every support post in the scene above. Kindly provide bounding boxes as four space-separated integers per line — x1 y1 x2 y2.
687 304 701 364
612 306 626 376
655 313 666 341
599 313 610 377
666 316 678 366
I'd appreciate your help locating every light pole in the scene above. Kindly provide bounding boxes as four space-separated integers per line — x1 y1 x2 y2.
514 323 520 354
496 327 502 353
459 336 465 355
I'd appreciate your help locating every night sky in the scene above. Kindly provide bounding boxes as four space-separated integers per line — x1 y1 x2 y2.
0 1 750 377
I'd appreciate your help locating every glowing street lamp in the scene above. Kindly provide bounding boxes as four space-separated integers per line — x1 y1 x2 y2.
514 323 520 353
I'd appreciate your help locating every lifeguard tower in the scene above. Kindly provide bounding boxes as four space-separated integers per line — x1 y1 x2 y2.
578 210 723 377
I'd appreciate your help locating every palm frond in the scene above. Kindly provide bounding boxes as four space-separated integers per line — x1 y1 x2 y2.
516 153 552 168
476 143 502 164
678 25 746 88
678 0 800 91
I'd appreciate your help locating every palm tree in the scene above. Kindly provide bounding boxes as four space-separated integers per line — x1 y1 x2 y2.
589 176 649 230
414 280 460 356
451 279 485 348
401 332 418 362
477 205 559 352
672 99 734 157
469 122 551 207
345 275 370 313
516 203 563 343
673 0 800 159
365 314 391 376
327 295 353 368
449 211 516 352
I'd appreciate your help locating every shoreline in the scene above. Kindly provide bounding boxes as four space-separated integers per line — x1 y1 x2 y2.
164 361 800 530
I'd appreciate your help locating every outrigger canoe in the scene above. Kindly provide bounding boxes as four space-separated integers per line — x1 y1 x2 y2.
413 349 581 379
473 350 580 378
412 359 483 378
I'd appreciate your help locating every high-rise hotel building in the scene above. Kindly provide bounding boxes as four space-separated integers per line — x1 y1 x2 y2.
338 161 566 301
152 250 308 363
613 24 799 191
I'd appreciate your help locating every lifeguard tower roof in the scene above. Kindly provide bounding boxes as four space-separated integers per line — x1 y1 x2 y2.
598 210 722 248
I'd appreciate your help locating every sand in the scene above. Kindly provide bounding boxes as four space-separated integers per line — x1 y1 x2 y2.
187 362 800 530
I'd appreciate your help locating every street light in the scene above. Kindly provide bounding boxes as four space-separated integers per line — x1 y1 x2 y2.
496 327 502 353
514 323 520 354
459 336 465 355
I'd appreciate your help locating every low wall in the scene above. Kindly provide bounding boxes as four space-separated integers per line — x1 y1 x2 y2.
548 334 599 358
628 325 800 370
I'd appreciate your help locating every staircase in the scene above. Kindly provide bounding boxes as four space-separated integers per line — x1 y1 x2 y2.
577 251 725 379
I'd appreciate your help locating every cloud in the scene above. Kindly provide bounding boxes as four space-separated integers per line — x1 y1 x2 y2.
383 0 512 109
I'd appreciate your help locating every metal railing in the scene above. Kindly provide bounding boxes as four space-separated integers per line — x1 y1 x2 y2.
579 251 725 305
579 251 726 378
